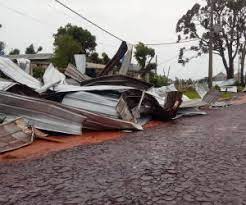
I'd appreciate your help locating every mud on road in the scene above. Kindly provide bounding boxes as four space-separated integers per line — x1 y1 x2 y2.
1 105 246 205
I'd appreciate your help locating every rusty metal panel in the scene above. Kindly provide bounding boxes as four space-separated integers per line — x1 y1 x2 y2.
65 64 91 83
116 97 135 122
0 118 34 153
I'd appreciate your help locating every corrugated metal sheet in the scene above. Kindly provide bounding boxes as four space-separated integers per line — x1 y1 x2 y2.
180 90 220 108
0 118 34 153
54 84 134 93
36 64 66 93
0 81 17 91
60 103 143 131
62 91 120 119
65 63 91 83
0 57 42 90
80 75 153 90
0 91 86 135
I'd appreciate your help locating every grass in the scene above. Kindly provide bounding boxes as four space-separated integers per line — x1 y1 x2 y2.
220 92 233 100
183 89 201 99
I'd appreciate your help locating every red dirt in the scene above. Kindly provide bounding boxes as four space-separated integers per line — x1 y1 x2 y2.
231 94 246 105
0 121 162 163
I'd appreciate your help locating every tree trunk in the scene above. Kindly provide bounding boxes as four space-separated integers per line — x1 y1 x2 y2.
227 58 234 79
241 52 246 86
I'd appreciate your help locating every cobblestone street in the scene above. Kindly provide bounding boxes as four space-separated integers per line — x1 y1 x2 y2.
1 104 246 205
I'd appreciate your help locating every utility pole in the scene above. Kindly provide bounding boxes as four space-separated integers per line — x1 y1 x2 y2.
208 0 214 89
155 55 158 74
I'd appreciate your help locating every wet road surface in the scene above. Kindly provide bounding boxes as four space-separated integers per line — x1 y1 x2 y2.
1 105 246 205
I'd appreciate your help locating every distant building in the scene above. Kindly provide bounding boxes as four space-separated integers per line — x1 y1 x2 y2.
5 53 106 77
213 72 226 81
5 53 141 77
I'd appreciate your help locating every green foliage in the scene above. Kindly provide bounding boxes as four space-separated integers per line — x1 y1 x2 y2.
87 52 110 64
53 23 97 68
220 92 233 100
102 52 110 64
0 24 4 56
89 52 101 64
183 88 201 99
33 66 45 79
25 44 42 54
9 49 20 55
52 35 81 68
134 42 155 70
54 24 96 55
0 41 5 56
149 74 168 87
214 85 221 91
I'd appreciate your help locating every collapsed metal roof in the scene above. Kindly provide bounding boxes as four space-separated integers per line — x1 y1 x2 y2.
0 91 86 135
80 75 153 90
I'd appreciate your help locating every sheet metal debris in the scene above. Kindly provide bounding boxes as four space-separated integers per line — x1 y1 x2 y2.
0 118 34 153
62 91 120 119
0 57 42 90
181 90 220 108
80 75 153 90
0 91 85 135
99 41 128 76
119 43 133 75
65 63 91 83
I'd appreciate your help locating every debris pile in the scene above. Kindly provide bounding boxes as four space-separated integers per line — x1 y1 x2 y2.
0 48 229 153
0 55 184 153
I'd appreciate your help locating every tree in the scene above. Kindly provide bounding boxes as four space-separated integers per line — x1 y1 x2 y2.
102 52 110 64
176 0 246 79
0 42 4 56
88 52 110 64
239 17 246 85
9 49 20 55
0 24 4 56
89 52 102 64
134 42 155 70
54 24 96 56
52 35 81 68
25 44 42 54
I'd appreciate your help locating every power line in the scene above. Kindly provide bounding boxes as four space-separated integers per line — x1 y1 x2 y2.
0 2 54 27
158 55 179 66
53 0 125 42
144 39 199 46
1 0 201 49
53 0 201 46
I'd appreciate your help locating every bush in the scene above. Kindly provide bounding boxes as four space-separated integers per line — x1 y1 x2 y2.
150 74 168 87
33 66 45 79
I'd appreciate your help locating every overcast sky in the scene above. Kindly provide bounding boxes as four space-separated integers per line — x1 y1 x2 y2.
0 0 227 79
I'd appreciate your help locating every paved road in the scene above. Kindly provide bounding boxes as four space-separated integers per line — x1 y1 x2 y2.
1 105 246 205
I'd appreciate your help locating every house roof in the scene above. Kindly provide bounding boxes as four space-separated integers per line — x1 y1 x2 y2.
5 53 54 61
